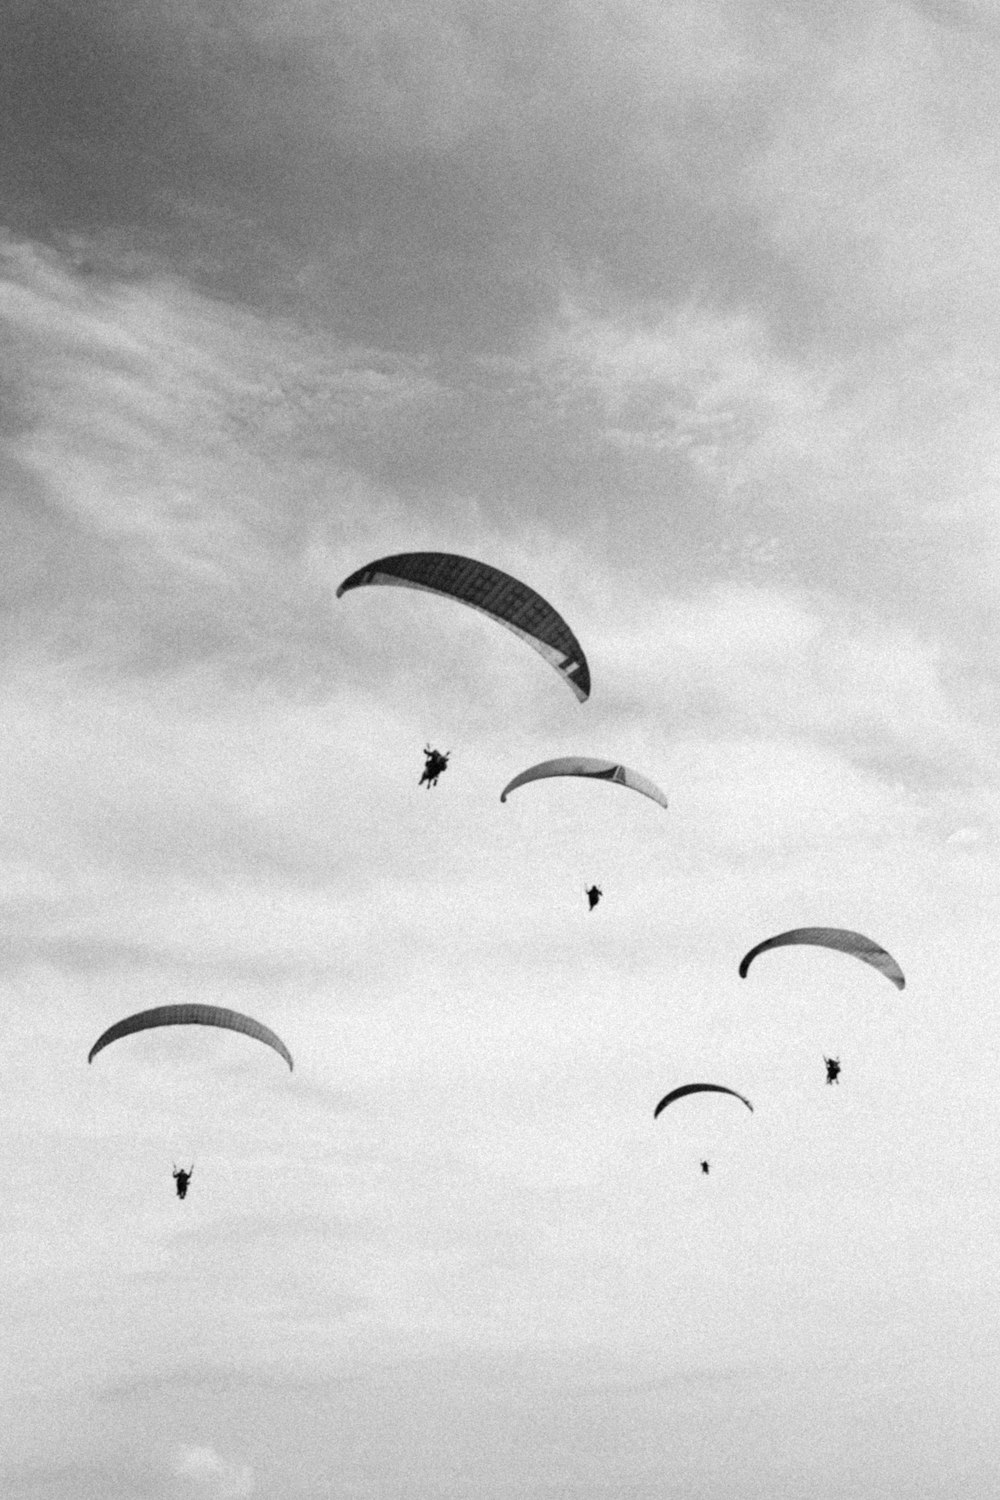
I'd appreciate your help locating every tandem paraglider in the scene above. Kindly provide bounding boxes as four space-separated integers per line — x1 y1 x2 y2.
420 746 450 788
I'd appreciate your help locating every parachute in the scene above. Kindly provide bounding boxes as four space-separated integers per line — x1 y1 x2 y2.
336 552 590 702
88 1005 294 1071
500 757 668 809
654 1083 754 1119
738 928 905 990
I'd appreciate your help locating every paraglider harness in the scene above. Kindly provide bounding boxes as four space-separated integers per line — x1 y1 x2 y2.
420 746 450 787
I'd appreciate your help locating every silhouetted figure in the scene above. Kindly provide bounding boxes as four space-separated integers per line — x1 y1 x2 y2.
173 1164 193 1200
824 1056 841 1085
585 884 602 911
700 1160 710 1175
419 746 450 788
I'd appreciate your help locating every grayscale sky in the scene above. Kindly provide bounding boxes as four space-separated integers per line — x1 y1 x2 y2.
4 2 1000 1496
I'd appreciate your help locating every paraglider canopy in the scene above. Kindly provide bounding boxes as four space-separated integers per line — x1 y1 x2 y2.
88 1004 294 1071
738 928 904 990
501 757 668 810
653 1083 754 1119
337 552 590 701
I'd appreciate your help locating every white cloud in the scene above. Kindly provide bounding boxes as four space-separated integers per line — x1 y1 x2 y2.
538 299 832 487
171 1445 254 1498
592 581 992 781
1 234 428 553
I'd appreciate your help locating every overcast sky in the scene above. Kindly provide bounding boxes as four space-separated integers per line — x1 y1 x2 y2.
4 2 1000 1496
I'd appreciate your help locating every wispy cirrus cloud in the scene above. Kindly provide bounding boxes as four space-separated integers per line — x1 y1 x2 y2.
0 235 445 681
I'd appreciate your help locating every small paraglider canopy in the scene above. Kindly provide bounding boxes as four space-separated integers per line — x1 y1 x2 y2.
653 1083 754 1119
738 928 904 990
337 552 590 702
88 1005 294 1070
500 757 668 810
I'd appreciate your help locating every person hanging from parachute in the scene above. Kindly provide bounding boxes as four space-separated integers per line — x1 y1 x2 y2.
585 884 602 911
420 746 450 788
88 1007 291 1202
824 1056 841 1085
654 1086 752 1177
173 1164 193 1200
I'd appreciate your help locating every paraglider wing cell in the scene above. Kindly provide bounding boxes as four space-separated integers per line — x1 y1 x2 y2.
88 1005 294 1070
337 552 590 701
500 757 668 809
653 1083 754 1119
738 928 904 989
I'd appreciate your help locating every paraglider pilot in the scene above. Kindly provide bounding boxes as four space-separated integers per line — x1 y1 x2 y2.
172 1164 193 1200
824 1056 841 1085
585 884 602 911
700 1160 710 1175
420 746 450 788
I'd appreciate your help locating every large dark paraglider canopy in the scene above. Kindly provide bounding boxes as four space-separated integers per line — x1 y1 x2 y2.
88 1004 294 1070
738 928 905 989
337 552 591 701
